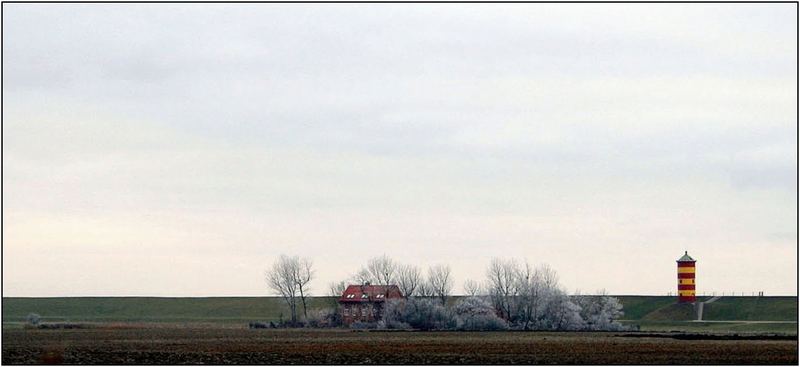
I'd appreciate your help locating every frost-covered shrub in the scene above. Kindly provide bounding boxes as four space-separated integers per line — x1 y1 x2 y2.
26 313 41 326
528 289 585 331
307 308 342 328
383 299 406 324
381 300 413 329
404 298 457 330
575 295 626 331
453 296 495 317
453 297 508 331
383 298 456 330
485 259 627 331
550 294 585 331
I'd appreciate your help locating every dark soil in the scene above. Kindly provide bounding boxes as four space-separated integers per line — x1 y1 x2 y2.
621 332 798 341
3 326 797 364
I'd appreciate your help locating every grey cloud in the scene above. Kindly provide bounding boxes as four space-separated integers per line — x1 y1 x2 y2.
2 3 796 296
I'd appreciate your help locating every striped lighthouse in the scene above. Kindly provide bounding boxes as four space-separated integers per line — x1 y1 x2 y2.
677 251 696 303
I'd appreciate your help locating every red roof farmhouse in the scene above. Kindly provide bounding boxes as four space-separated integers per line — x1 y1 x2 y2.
338 283 403 325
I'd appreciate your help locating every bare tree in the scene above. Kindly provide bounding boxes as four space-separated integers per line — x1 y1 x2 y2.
328 280 347 297
397 264 422 298
266 255 314 324
353 268 373 285
266 255 300 324
415 278 435 298
533 263 560 326
463 279 483 297
367 255 397 285
428 264 453 305
486 258 519 320
294 258 314 321
515 260 542 330
537 263 559 290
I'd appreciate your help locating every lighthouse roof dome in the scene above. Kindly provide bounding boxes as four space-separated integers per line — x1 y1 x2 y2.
677 251 695 262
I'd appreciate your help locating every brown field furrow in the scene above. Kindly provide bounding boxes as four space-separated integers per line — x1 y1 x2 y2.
3 327 797 364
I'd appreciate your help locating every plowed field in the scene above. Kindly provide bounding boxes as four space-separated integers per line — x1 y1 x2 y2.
2 326 797 364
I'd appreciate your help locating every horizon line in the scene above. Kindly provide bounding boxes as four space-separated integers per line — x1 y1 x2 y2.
4 294 798 298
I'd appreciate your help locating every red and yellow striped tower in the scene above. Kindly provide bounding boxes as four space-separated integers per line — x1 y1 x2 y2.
677 251 696 303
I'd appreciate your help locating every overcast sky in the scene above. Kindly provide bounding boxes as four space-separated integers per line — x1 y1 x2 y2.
3 4 797 297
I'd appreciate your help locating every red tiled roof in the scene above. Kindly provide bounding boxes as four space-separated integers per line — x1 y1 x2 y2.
338 284 403 303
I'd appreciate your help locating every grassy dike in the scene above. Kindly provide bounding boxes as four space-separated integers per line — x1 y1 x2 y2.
3 296 796 333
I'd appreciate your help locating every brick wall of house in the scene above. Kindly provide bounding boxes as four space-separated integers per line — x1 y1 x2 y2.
341 302 385 325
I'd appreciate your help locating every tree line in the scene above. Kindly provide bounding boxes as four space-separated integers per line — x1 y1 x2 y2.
265 254 624 330
328 255 454 305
